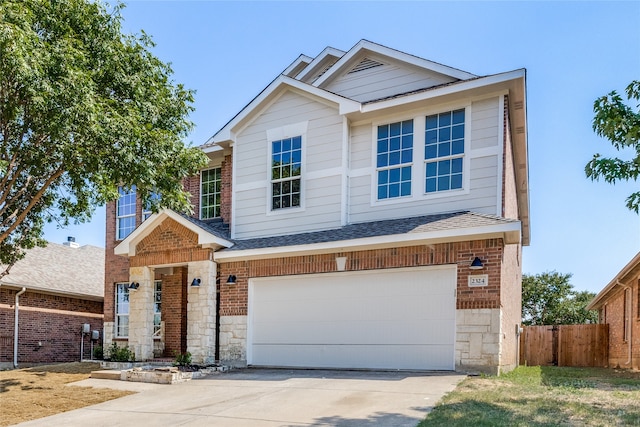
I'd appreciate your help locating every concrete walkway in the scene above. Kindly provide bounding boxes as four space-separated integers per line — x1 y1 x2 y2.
15 369 465 427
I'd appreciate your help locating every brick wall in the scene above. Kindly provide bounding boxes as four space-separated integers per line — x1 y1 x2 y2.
0 288 103 364
221 154 232 225
603 279 640 369
218 239 505 316
161 268 188 356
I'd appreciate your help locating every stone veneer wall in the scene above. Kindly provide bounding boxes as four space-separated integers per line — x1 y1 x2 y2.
219 315 247 366
186 260 217 365
455 308 501 374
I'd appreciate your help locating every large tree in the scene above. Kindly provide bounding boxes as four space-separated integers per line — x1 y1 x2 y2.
0 0 208 277
522 272 598 325
585 80 640 212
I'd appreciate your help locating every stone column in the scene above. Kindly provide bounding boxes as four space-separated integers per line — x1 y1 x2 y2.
128 266 155 361
186 260 217 365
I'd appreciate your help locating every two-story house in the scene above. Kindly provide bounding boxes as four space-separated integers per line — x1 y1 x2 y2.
104 40 529 374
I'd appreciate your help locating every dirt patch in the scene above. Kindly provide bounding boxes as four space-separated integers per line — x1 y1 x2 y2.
0 362 132 426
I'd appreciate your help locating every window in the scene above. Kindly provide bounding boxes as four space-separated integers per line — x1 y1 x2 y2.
271 136 301 210
201 168 222 219
142 192 160 221
153 280 162 336
115 283 129 338
376 120 413 199
116 186 136 240
425 109 465 193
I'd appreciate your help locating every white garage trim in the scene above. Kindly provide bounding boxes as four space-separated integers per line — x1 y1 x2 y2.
248 265 457 370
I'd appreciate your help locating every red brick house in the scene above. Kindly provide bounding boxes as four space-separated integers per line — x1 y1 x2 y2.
0 240 104 368
104 40 529 374
587 252 640 369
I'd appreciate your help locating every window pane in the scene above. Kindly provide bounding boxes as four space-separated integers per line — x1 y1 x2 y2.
378 170 389 185
378 125 388 139
452 139 464 155
390 136 400 151
390 122 401 136
378 185 387 199
438 142 450 157
452 124 464 139
401 149 412 164
453 109 465 124
438 176 450 191
402 120 413 133
389 168 400 183
439 111 451 127
426 115 437 129
292 136 302 150
377 153 388 168
389 151 400 165
451 174 463 189
426 177 436 193
452 158 463 174
401 134 413 149
389 183 400 198
425 145 437 159
426 162 437 177
401 181 411 196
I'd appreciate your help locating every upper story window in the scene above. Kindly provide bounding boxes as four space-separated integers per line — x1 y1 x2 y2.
142 191 160 221
201 168 222 219
117 186 136 240
376 120 413 199
115 282 129 338
425 109 465 193
271 136 301 210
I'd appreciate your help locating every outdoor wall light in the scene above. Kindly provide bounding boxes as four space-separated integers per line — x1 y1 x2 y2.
226 275 237 285
128 282 140 290
191 278 201 287
469 257 484 270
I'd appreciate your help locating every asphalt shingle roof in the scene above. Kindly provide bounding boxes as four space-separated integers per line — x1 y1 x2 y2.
223 211 517 252
0 243 105 299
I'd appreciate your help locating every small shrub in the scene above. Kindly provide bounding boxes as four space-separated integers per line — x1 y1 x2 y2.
174 351 192 366
93 345 103 360
106 342 135 362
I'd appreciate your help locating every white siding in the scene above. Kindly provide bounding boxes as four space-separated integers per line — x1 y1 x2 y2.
323 58 457 103
348 97 501 223
233 91 344 239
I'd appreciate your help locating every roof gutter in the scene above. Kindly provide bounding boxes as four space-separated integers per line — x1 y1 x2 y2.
14 287 26 368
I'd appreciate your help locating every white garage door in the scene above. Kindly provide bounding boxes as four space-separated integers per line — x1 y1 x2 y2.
248 265 456 370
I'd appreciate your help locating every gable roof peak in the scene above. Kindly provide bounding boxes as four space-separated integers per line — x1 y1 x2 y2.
313 39 477 88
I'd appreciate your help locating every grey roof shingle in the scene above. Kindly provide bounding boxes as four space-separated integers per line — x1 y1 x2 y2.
223 211 517 252
0 243 105 299
179 214 231 240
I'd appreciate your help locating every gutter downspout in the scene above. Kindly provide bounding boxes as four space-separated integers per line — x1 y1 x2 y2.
14 287 26 368
617 280 632 366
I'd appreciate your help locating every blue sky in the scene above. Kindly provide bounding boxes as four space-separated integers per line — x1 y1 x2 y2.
43 1 640 293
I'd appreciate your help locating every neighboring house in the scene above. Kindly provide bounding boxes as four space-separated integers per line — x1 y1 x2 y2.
104 40 529 374
587 252 640 369
0 239 104 368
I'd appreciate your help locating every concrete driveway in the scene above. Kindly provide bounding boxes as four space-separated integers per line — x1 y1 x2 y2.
16 369 465 427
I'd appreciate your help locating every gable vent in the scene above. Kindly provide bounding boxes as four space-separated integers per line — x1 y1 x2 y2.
312 63 334 81
348 58 384 74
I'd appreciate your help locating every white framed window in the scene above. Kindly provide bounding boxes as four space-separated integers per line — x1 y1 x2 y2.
142 192 160 222
200 168 222 219
376 120 413 200
153 280 162 336
271 136 302 210
424 109 465 193
116 186 136 240
115 282 129 338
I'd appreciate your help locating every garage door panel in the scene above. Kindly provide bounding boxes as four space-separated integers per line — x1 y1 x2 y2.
253 317 455 345
249 266 456 370
252 344 454 371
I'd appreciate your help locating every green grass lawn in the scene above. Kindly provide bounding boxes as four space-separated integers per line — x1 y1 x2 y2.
420 366 640 427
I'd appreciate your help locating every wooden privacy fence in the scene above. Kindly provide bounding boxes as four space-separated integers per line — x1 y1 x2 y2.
519 324 608 367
